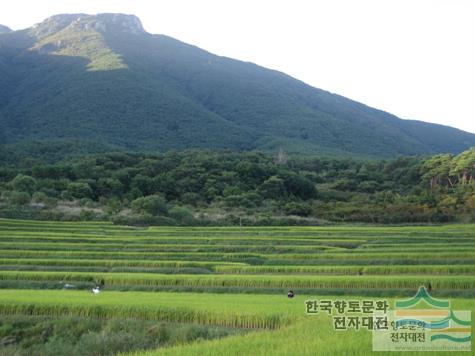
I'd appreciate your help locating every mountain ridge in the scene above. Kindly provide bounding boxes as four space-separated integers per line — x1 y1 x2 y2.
0 13 474 158
0 25 11 34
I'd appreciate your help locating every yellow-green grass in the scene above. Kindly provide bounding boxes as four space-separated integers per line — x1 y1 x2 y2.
0 241 343 253
2 241 475 253
1 271 474 290
130 313 474 356
0 249 261 261
0 258 245 268
0 289 473 356
214 264 475 275
126 292 475 356
266 251 475 260
2 218 475 236
0 290 296 329
0 234 367 246
1 249 474 263
1 219 475 354
2 259 474 275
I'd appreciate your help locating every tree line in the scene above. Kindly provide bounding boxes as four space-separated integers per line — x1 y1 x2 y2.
0 148 473 225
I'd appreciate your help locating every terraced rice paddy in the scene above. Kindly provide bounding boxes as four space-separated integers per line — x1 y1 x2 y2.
1 218 474 355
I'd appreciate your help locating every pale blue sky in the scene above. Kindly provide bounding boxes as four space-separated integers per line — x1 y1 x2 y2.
2 0 474 133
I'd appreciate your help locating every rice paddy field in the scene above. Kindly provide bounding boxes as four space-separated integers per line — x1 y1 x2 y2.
0 218 474 355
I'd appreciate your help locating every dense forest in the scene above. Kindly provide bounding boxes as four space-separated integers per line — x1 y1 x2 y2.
0 147 473 225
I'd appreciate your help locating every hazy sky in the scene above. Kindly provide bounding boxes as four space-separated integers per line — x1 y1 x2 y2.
1 0 474 133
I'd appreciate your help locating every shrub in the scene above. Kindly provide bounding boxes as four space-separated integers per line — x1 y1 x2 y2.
11 174 37 194
112 214 176 226
284 201 312 216
131 195 168 216
67 182 93 199
32 191 49 204
168 206 196 225
9 191 31 205
79 210 96 221
259 176 285 199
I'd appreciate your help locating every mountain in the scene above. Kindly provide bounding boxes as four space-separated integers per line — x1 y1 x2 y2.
0 25 11 34
0 13 474 158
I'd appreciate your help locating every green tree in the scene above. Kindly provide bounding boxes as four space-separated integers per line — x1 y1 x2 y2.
9 191 31 205
420 154 453 188
259 176 285 199
284 201 312 216
450 148 475 185
67 182 93 199
168 206 195 225
131 195 168 216
11 174 37 194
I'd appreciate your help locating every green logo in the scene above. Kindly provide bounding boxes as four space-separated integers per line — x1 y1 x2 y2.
395 286 449 309
373 286 471 351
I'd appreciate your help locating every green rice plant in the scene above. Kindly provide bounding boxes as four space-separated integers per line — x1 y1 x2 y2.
214 264 475 275
264 251 475 260
1 271 474 290
0 290 296 329
0 241 342 253
0 258 246 269
0 250 262 261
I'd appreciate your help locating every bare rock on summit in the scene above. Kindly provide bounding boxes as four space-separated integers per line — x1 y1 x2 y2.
30 13 145 38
